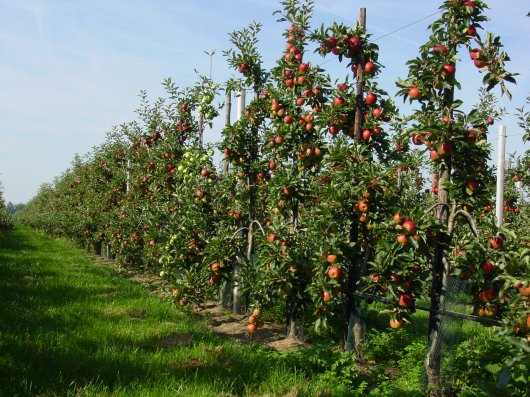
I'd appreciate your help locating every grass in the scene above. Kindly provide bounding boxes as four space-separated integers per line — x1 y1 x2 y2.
0 225 327 397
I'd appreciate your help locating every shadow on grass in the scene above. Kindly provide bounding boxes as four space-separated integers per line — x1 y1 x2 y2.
0 226 293 397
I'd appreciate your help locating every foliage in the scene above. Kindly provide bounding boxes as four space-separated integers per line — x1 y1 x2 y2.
13 1 529 395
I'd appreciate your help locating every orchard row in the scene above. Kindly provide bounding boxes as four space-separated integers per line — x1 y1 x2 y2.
15 0 529 389
0 183 13 230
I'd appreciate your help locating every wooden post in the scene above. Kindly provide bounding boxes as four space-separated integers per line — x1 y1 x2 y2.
353 8 366 144
345 7 366 356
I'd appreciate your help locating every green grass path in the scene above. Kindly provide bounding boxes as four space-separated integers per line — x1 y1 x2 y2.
0 225 315 397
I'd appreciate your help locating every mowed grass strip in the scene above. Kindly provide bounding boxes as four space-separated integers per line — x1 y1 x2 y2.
0 225 317 397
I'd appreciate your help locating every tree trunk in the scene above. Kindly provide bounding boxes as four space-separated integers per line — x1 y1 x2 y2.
425 161 451 397
344 7 367 356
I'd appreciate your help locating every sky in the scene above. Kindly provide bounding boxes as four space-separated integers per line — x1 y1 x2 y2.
0 0 528 204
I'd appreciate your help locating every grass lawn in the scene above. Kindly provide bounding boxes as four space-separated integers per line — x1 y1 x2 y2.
0 225 327 397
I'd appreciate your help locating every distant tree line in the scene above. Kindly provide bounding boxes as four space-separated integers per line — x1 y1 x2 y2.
6 202 26 214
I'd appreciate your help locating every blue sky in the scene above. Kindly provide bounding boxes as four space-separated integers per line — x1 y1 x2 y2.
0 0 528 203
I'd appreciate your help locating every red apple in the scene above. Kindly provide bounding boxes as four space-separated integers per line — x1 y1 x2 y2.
398 293 413 307
327 265 343 279
478 288 496 302
372 107 383 118
397 234 409 245
466 26 477 36
441 63 456 76
327 254 338 264
358 199 369 213
333 96 345 106
323 291 332 302
474 58 487 68
362 129 372 141
348 36 361 49
267 234 277 243
488 235 504 250
430 149 441 161
283 115 294 124
329 124 339 135
326 36 338 48
466 129 477 143
238 63 249 73
438 142 453 157
402 220 416 234
466 180 478 194
408 87 421 99
274 136 284 144
389 318 402 329
518 285 530 297
364 61 376 74
432 45 448 53
411 134 423 145
469 48 482 60
480 260 494 274
365 92 377 105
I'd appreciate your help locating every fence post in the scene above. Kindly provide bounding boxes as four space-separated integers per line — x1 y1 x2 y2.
232 89 246 315
495 125 506 227
223 90 232 175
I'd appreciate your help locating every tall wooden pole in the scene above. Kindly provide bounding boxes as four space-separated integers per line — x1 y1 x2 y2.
353 8 366 144
345 7 366 355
